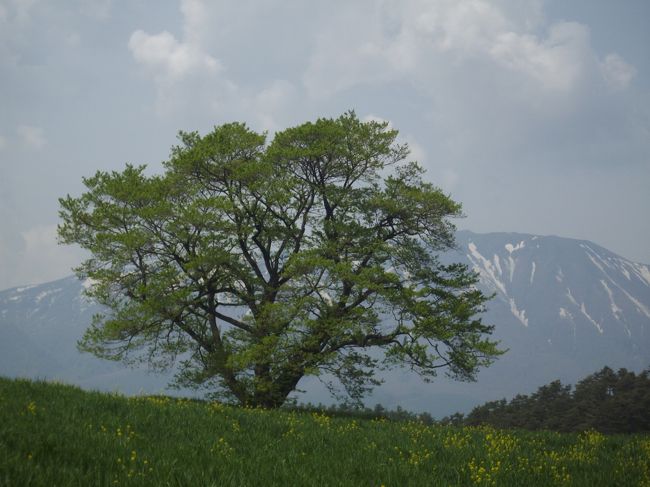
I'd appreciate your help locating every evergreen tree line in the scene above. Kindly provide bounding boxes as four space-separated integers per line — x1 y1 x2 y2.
443 366 650 434
287 366 650 434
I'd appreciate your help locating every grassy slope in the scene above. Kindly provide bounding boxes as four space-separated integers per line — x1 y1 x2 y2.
0 377 649 486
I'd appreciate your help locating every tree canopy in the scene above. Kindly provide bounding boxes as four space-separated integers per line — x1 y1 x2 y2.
58 112 501 408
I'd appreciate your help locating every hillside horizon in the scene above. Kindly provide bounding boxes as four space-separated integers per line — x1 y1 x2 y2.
2 229 649 417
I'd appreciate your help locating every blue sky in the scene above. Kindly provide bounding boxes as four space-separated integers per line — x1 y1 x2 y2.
1 0 648 289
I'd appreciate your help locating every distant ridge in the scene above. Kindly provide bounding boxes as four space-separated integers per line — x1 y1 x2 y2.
1 231 649 416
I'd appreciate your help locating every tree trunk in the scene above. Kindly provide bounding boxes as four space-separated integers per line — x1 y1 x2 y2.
248 362 305 408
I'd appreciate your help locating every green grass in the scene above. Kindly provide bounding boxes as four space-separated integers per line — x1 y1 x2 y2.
1 377 648 486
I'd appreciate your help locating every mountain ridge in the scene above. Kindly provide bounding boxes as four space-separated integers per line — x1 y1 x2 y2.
1 230 649 416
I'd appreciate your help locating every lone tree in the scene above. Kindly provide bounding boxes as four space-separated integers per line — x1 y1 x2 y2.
59 112 501 408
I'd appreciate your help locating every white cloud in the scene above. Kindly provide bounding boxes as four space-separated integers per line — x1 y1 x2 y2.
302 0 634 102
127 0 235 116
404 134 427 165
302 3 397 98
122 0 642 178
600 53 636 91
488 22 591 93
5 0 38 22
0 135 6 149
131 0 221 80
127 0 306 126
22 224 57 253
0 223 80 289
361 115 429 182
362 115 426 164
407 0 511 53
441 168 459 191
179 0 207 45
78 0 112 20
65 32 81 47
1 0 110 22
17 125 46 149
129 30 220 81
15 224 83 286
250 79 297 132
363 114 394 129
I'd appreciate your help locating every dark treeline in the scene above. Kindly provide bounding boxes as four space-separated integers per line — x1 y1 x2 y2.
286 366 650 434
443 366 650 434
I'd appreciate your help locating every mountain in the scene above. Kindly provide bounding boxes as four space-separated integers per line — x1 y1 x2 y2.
442 231 650 404
358 231 650 416
0 276 174 395
459 231 650 370
1 231 648 416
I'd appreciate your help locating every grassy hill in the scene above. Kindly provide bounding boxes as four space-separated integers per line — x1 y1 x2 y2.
1 377 648 486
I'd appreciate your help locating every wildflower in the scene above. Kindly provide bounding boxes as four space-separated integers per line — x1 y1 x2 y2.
210 437 234 456
26 401 37 415
311 412 331 428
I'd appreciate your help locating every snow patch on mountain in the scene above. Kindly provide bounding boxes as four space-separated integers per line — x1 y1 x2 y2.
585 250 607 275
36 288 63 303
507 256 515 282
619 288 650 319
458 232 650 340
583 244 616 271
558 307 578 338
493 255 503 276
619 265 631 280
580 302 603 334
530 262 536 285
319 290 334 306
566 288 579 307
82 278 96 290
15 285 37 293
467 243 507 296
632 263 650 287
600 280 623 318
509 298 528 327
505 241 525 253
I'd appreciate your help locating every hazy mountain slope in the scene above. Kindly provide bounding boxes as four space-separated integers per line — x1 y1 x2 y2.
419 231 650 413
454 231 649 369
1 231 648 415
0 277 173 395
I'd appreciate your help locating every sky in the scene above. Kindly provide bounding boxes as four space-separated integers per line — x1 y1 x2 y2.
1 0 649 290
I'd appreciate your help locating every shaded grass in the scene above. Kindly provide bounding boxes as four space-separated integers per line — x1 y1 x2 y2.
0 377 648 486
